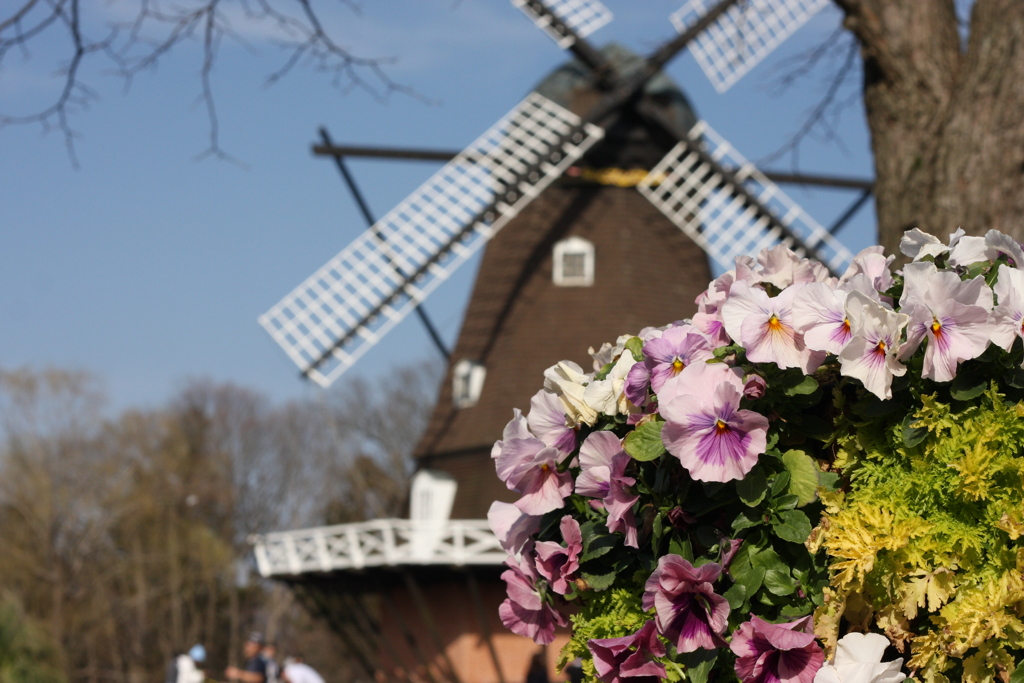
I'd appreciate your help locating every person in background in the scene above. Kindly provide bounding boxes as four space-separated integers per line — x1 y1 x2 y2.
262 642 280 683
525 649 548 683
167 645 207 683
225 633 267 683
281 654 325 683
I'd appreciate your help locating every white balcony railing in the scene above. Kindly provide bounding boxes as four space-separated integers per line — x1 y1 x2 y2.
250 519 505 577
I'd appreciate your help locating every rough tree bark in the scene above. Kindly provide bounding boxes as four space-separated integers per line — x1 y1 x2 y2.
833 0 1024 254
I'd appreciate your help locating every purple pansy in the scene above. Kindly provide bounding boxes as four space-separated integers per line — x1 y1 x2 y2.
642 555 730 653
640 325 714 399
575 431 640 548
588 621 667 683
498 551 568 645
661 363 769 483
898 261 994 382
534 516 583 595
491 410 573 515
730 615 824 683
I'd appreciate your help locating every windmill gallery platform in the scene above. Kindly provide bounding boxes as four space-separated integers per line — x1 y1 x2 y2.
251 1 865 682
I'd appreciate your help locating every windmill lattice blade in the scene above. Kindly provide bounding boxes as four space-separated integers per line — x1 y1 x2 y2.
260 93 603 388
511 0 612 49
671 0 830 92
638 121 853 274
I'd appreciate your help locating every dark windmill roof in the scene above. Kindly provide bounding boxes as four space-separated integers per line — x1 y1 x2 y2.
412 47 712 519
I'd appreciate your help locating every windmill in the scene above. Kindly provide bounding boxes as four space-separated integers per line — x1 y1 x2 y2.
252 3 871 683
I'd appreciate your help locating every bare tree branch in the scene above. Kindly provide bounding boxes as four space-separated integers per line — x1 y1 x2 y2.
0 0 421 166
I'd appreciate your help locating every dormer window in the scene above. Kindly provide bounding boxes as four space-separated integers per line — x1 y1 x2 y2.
452 359 486 408
553 236 595 287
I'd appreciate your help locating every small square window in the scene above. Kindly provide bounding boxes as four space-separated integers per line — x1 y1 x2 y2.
452 359 486 409
553 236 595 287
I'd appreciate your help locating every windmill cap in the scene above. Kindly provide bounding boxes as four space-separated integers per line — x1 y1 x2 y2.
189 645 207 663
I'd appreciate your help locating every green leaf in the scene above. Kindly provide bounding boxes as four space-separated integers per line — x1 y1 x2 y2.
772 509 813 543
651 511 665 552
1009 659 1024 683
818 471 841 492
594 362 615 381
731 510 762 532
581 570 617 591
950 373 987 401
723 582 747 610
769 471 791 497
901 414 928 448
623 421 666 462
753 547 798 596
680 650 718 683
729 543 765 595
784 375 819 396
580 534 617 563
736 466 768 507
624 336 644 362
668 535 693 562
713 344 742 360
781 450 820 507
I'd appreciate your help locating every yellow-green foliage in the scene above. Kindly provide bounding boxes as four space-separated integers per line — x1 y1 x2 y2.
818 385 1024 683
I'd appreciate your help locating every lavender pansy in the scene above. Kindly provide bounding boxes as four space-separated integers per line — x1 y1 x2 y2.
730 615 824 683
575 431 639 548
588 621 667 683
839 246 894 295
642 554 729 652
661 363 769 483
492 411 573 515
991 264 1024 353
792 282 852 355
838 291 909 400
527 389 577 454
488 501 541 554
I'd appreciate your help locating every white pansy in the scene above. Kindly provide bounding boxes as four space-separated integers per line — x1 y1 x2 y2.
543 361 597 426
900 228 950 260
813 632 905 683
582 350 636 416
948 229 1024 268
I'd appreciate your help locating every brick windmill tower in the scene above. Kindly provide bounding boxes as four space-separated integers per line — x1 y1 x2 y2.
252 2 858 683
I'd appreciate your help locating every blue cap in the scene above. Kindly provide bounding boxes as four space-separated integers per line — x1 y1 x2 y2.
188 645 207 663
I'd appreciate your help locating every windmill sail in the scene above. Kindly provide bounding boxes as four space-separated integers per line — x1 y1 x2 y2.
260 93 603 387
638 120 853 274
511 0 613 48
672 0 831 92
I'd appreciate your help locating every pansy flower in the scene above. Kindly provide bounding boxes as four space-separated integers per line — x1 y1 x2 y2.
588 621 666 683
498 551 568 645
731 615 824 683
642 555 729 652
838 291 909 400
575 431 639 548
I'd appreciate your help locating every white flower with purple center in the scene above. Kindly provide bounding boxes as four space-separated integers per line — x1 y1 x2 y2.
898 262 994 382
840 245 894 294
838 291 909 400
721 281 826 373
527 389 577 454
492 410 573 515
792 282 852 355
991 264 1024 354
948 229 1024 269
660 363 769 483
625 324 714 405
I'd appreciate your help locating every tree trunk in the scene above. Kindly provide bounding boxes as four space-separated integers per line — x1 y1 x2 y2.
833 0 1024 255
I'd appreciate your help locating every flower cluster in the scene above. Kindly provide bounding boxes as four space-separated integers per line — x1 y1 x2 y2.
490 229 1024 683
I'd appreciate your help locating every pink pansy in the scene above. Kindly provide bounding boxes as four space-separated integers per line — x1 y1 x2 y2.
839 246 894 294
948 229 1024 269
498 551 568 645
791 282 852 355
575 431 639 548
721 281 826 373
534 516 583 595
990 264 1024 353
813 632 905 683
527 389 577 454
487 501 541 554
661 363 769 482
898 262 994 382
838 292 908 400
588 621 667 683
642 555 729 652
731 615 824 683
492 411 573 515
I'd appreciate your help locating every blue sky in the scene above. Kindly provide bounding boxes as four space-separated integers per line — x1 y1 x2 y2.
0 0 875 413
